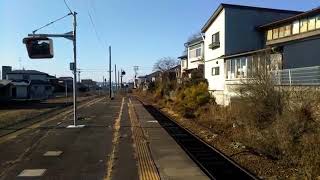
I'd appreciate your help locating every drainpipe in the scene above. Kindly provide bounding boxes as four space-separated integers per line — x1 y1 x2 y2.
201 33 205 78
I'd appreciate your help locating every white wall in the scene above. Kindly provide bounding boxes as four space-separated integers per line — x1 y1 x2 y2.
187 42 204 70
204 9 226 92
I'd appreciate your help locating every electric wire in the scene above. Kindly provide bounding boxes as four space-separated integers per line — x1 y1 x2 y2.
63 0 73 14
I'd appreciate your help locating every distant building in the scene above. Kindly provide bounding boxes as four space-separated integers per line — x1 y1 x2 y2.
81 79 98 90
2 66 12 80
0 80 13 100
56 77 73 93
1 68 54 100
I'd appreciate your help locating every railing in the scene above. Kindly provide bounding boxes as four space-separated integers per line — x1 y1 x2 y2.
271 66 320 86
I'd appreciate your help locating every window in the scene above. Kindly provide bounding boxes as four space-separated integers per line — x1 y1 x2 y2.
210 32 220 49
247 56 253 77
189 44 201 58
196 48 201 57
272 28 279 39
226 60 230 79
181 60 185 67
300 19 308 33
292 20 300 34
279 26 285 38
267 30 273 40
316 15 320 29
240 58 246 78
226 57 251 79
212 32 220 44
284 25 291 36
231 60 235 79
212 67 220 76
308 17 316 31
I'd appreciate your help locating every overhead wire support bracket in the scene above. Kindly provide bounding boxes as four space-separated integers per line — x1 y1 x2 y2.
32 13 73 35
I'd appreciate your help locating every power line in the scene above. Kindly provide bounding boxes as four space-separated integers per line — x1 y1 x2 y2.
87 10 104 47
63 0 73 14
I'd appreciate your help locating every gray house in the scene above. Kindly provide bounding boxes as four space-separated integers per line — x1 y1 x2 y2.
5 69 54 100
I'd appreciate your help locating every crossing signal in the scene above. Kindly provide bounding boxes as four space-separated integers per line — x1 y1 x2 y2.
23 37 54 59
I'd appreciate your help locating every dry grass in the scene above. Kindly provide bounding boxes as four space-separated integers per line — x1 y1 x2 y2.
0 95 96 128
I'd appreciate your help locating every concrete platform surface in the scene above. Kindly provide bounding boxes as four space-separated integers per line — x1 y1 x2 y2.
131 98 209 180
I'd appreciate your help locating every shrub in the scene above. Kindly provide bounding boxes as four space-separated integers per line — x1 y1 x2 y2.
235 70 320 177
174 82 213 118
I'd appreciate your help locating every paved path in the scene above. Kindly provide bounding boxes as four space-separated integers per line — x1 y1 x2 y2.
0 96 208 180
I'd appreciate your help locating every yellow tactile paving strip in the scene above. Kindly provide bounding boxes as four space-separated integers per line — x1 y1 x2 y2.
128 98 160 180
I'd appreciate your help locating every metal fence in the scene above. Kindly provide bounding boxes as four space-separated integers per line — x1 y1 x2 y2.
271 66 320 86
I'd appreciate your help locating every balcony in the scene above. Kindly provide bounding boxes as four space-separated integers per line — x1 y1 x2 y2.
209 42 220 49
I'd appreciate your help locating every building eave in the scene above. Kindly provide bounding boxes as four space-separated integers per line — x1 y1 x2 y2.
201 3 302 33
222 48 273 59
258 8 319 30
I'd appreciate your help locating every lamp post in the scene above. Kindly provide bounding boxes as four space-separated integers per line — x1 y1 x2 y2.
26 12 84 128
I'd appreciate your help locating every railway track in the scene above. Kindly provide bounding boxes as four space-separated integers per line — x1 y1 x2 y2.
135 97 258 180
0 96 104 139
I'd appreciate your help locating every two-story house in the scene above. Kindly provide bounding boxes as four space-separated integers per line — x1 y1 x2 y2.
6 69 53 100
179 36 204 78
201 4 302 105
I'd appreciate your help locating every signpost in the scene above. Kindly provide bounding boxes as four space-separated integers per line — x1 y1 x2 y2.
23 12 84 128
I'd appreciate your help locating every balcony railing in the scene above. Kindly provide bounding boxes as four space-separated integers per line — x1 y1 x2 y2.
271 66 320 86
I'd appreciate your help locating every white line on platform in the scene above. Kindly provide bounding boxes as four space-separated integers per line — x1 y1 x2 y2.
66 125 85 128
147 120 158 123
18 169 46 177
43 151 63 157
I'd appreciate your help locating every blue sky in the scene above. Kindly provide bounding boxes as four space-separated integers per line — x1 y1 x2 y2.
0 0 319 82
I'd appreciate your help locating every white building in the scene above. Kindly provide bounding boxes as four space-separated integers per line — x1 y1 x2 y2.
179 37 204 78
201 4 302 105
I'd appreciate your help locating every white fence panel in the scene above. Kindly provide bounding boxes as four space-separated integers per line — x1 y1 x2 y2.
271 66 320 86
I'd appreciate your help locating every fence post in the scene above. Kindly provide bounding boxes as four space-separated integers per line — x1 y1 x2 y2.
288 69 292 86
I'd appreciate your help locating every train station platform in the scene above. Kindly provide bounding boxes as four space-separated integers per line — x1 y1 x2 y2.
129 98 209 180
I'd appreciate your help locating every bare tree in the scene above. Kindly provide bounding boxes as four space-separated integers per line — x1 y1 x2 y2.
153 57 179 72
187 32 202 42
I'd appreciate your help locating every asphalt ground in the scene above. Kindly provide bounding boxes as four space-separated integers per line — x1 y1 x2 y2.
0 96 138 180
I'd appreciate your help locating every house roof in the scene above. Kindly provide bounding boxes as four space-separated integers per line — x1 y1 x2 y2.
0 80 12 88
59 77 73 80
30 80 51 85
185 37 203 46
201 3 302 33
167 65 181 72
7 70 48 75
222 47 273 59
145 71 161 78
258 7 320 30
178 54 187 59
11 81 29 86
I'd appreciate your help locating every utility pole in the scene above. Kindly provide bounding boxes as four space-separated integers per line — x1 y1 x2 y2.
118 70 120 91
133 66 139 88
78 70 81 83
115 64 117 91
103 76 105 88
24 11 83 127
120 69 123 89
72 12 79 127
109 46 112 99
